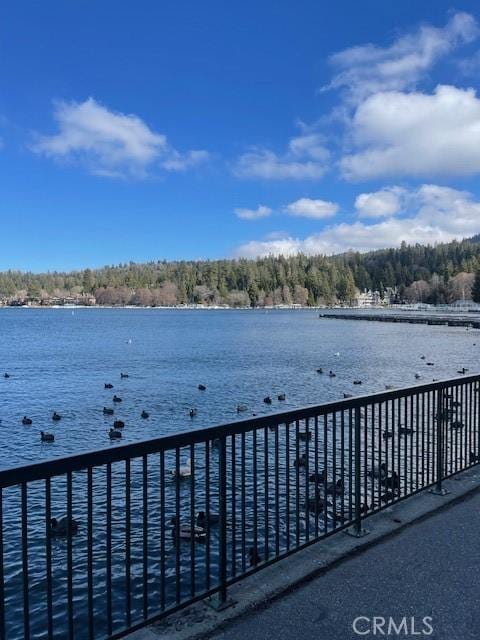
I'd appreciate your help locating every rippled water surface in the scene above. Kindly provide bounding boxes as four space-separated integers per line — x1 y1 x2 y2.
0 308 477 467
0 308 478 639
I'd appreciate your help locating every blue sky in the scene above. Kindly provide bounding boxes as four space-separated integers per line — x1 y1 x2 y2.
2 1 480 271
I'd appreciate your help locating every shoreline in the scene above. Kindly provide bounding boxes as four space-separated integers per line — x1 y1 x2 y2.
2 304 480 315
0 304 322 311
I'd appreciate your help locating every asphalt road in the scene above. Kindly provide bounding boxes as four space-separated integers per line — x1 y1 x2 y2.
212 491 480 640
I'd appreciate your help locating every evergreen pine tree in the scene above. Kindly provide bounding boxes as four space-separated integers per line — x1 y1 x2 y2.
472 269 480 303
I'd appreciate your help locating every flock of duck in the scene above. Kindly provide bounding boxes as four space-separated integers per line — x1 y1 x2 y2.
9 372 151 443
7 366 288 448
7 348 473 445
316 351 473 398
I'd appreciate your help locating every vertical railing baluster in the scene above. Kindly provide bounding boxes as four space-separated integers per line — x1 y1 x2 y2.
0 488 4 640
274 424 280 555
474 382 478 463
66 472 74 639
252 430 258 561
403 396 407 498
87 467 94 640
473 381 480 461
458 384 464 475
377 403 382 509
347 406 367 537
264 426 270 559
174 448 181 604
421 393 426 488
451 386 456 474
457 385 462 472
231 435 237 577
106 463 112 636
304 418 310 540
348 408 353 521
453 385 457 473
467 383 472 469
332 412 337 527
370 404 375 507
464 382 467 469
460 383 464 471
218 435 228 604
142 455 149 618
340 411 345 526
427 391 431 485
472 382 475 462
384 400 389 505
314 415 320 536
21 482 30 640
397 397 402 499
45 478 53 638
205 441 212 588
125 458 132 626
410 395 415 493
189 445 195 598
159 451 165 611
295 420 300 547
285 423 290 549
240 434 246 572
323 414 328 533
431 388 448 495
363 406 368 507
391 399 395 500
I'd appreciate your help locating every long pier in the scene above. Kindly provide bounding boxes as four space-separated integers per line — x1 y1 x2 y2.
319 311 480 328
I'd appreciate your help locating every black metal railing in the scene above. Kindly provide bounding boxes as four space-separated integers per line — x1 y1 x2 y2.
0 375 479 639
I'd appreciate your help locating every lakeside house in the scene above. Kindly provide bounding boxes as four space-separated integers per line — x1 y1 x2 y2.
1 294 97 307
354 288 396 308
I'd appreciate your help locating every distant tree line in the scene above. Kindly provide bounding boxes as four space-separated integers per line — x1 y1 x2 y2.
2 235 480 307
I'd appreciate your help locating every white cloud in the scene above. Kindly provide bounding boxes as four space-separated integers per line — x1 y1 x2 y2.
234 184 480 257
233 132 329 180
235 236 303 258
284 198 338 219
355 188 404 217
161 149 210 172
458 49 480 76
31 97 209 179
235 205 272 220
324 12 478 102
231 13 480 186
341 85 480 180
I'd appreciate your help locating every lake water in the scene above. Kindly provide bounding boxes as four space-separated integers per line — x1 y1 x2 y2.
0 307 478 469
0 308 478 639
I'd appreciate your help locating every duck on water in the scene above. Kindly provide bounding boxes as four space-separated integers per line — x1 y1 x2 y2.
50 516 79 537
170 517 206 542
171 458 192 479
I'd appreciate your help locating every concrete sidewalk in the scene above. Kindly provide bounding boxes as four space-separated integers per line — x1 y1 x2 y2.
132 466 480 640
212 488 480 640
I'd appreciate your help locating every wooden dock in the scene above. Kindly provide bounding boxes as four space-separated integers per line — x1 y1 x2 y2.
319 311 480 328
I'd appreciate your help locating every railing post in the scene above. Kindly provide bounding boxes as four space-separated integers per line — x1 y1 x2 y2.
219 434 228 604
430 388 449 496
346 407 368 537
208 434 235 610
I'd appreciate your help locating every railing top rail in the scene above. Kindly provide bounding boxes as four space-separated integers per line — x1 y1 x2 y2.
0 373 478 488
